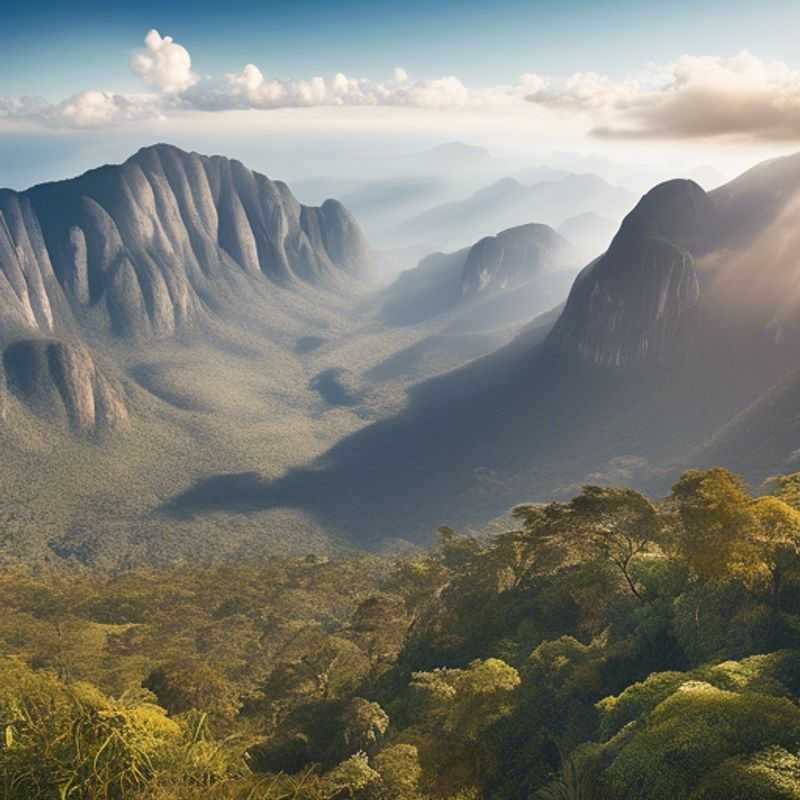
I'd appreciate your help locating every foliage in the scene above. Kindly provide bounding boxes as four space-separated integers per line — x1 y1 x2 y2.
2 468 800 799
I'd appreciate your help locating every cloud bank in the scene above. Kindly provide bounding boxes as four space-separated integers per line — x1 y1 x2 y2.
528 52 800 142
2 31 800 144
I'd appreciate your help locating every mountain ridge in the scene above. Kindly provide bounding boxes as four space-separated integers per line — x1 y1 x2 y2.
0 143 373 432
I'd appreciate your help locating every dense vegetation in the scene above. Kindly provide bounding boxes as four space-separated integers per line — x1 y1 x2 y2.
3 467 800 798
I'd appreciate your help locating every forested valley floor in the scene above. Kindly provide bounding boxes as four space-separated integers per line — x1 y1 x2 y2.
3 467 800 799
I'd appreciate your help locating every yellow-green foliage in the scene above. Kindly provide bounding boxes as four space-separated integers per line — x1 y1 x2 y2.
0 658 181 799
2 468 800 800
692 747 800 800
604 682 800 800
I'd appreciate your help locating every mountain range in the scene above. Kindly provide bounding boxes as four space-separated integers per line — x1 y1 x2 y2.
168 152 800 548
0 143 370 433
397 173 634 250
4 145 800 562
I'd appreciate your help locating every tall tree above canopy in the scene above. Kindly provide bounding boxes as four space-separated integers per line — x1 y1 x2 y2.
671 469 757 582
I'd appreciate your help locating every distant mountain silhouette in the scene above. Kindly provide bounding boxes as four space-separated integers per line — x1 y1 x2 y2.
398 173 633 250
381 222 578 327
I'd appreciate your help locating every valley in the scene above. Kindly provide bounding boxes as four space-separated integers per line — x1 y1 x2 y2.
3 144 800 568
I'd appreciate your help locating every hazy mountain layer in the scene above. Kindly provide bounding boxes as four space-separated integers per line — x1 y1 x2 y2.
382 222 578 327
172 153 800 548
398 173 633 250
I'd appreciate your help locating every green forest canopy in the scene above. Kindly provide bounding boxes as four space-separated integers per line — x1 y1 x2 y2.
2 467 800 799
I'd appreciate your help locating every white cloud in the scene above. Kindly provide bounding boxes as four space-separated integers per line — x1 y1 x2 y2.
51 90 164 129
6 28 800 144
130 29 197 93
182 66 534 112
0 90 163 130
528 51 800 142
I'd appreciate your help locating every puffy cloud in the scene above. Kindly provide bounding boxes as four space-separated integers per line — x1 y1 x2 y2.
183 66 530 112
130 29 197 93
52 91 164 128
0 90 163 130
528 51 800 142
13 24 800 143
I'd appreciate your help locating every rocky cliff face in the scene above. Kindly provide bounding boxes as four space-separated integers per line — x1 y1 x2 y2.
0 143 370 341
3 339 127 432
0 144 372 432
382 222 577 326
545 180 711 367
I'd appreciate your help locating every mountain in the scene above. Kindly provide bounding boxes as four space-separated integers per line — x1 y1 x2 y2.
398 173 633 250
0 143 371 432
381 222 578 328
171 152 800 548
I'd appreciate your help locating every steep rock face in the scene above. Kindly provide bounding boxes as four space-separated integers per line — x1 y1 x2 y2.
546 180 710 367
0 144 371 341
0 191 71 337
3 339 127 432
460 223 574 296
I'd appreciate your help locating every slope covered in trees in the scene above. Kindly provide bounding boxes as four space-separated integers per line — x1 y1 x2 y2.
3 467 800 798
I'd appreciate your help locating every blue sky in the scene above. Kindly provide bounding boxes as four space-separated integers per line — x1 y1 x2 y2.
3 1 800 188
4 0 800 97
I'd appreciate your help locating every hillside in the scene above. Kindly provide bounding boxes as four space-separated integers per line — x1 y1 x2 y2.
3 468 800 799
0 145 585 566
172 153 800 548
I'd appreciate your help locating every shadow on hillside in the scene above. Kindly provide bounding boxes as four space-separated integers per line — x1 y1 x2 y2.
162 332 553 546
161 317 725 548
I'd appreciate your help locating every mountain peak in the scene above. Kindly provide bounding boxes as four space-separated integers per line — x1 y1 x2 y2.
546 180 708 368
614 178 710 252
0 144 371 345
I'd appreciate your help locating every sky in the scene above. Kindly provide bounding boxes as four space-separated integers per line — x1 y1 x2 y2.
3 0 800 188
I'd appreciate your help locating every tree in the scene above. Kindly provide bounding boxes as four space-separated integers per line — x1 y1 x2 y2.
749 496 800 616
342 698 389 755
372 744 423 800
144 658 242 721
410 659 521 793
692 746 800 799
569 486 663 603
671 469 757 582
513 486 664 602
605 681 800 800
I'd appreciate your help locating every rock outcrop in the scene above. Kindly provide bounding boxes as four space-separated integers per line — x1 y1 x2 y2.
546 180 711 367
460 223 574 296
3 339 127 432
382 222 577 326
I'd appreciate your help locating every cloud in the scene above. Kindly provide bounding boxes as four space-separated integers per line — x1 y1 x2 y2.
0 90 164 130
130 29 197 93
7 28 800 143
183 66 527 111
51 91 165 128
528 51 800 142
